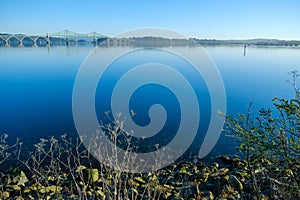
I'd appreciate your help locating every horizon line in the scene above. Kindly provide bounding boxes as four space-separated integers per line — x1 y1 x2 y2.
0 31 300 41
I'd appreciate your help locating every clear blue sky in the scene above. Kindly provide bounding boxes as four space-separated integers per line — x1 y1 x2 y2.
1 0 299 39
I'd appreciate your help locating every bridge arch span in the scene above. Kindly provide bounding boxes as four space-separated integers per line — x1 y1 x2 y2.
35 37 49 47
7 36 22 46
0 37 6 46
21 36 36 46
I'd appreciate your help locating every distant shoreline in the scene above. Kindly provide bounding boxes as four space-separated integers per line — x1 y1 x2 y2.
1 33 300 47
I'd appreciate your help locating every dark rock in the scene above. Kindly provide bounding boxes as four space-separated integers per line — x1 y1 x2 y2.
218 156 234 166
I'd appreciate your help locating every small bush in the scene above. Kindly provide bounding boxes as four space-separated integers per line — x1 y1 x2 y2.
224 70 300 199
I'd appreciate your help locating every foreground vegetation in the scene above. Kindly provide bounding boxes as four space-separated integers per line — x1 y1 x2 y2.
1 72 299 200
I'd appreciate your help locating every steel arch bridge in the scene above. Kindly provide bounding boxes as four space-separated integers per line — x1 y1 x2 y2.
0 29 108 47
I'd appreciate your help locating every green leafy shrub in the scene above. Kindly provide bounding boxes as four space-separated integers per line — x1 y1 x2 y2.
225 71 300 199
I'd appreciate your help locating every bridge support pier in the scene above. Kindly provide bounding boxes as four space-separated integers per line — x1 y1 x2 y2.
46 34 51 47
5 40 9 47
93 38 97 46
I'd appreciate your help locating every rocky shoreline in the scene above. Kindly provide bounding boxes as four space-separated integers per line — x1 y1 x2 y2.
0 154 294 200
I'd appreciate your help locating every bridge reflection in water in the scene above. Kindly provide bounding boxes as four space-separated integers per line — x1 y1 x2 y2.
0 29 108 47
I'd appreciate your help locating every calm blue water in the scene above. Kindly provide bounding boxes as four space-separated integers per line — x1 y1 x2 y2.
0 45 299 157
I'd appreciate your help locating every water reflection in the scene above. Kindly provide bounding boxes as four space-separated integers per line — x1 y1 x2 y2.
0 45 299 156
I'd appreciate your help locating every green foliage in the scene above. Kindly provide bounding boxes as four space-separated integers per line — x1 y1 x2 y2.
225 71 300 199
